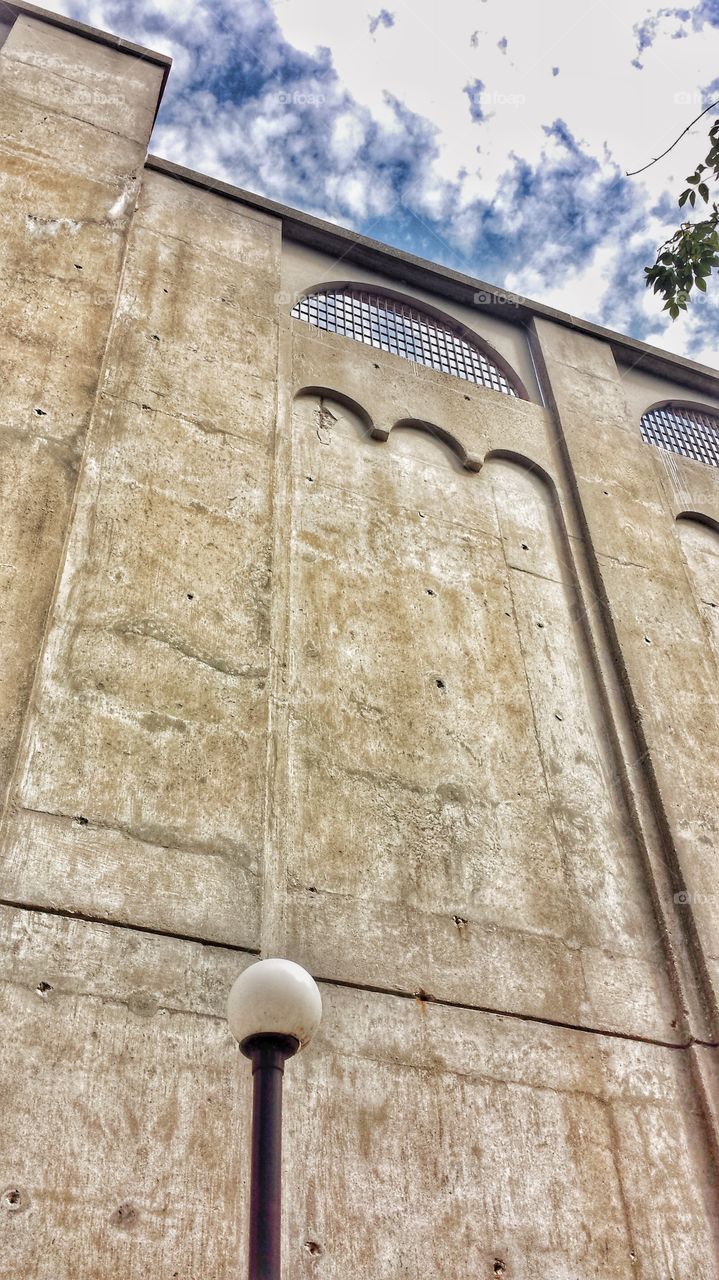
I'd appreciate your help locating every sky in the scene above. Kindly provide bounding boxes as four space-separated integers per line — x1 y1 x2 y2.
42 0 719 364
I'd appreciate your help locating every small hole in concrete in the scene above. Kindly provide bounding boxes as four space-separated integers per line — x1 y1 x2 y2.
536 621 544 629
644 636 651 644
307 885 318 894
555 712 563 721
418 510 426 518
603 490 609 496
304 1241 323 1256
373 362 380 369
453 915 468 931
36 981 52 997
521 542 528 551
150 334 160 341
435 678 446 691
74 815 89 826
670 1018 677 1029
305 475 314 482
187 593 194 600
504 611 511 618
34 408 47 416
493 1262 505 1276
464 395 471 401
141 404 152 411
3 1188 22 1210
111 1202 139 1230
426 588 436 596
74 263 83 270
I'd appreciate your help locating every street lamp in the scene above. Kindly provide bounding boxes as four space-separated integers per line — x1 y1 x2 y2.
227 958 322 1280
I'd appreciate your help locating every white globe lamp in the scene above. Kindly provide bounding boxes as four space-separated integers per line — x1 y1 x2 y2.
227 957 322 1054
227 958 322 1280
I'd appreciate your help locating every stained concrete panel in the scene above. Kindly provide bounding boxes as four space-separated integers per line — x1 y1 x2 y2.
0 907 716 1280
2 15 163 142
281 391 676 1039
1 168 282 950
676 515 719 655
0 434 75 802
0 21 163 811
103 176 280 446
1 9 718 1265
533 317 719 1022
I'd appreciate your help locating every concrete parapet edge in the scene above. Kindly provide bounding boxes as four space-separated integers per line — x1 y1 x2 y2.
144 152 719 399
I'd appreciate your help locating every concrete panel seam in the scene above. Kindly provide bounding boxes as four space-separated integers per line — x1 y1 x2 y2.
2 894 718 1053
0 82 155 146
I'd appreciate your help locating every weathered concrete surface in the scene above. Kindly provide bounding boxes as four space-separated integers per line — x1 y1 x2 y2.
677 515 719 656
1 7 719 1276
1 907 717 1280
619 361 719 423
1 15 163 143
279 375 676 1040
532 317 719 1032
0 13 164 810
1 169 281 949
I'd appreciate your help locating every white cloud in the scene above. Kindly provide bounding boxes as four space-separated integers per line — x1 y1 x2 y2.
32 0 719 362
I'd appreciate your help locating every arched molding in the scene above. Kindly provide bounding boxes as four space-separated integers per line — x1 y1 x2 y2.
293 385 375 438
291 280 529 401
292 391 483 471
676 510 719 536
641 397 719 421
482 447 558 496
291 393 564 490
482 450 578 594
384 418 482 471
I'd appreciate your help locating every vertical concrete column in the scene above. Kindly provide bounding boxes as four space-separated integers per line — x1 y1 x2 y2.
531 317 719 1046
0 12 168 808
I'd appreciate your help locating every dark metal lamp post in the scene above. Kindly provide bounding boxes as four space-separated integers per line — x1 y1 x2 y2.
227 958 323 1280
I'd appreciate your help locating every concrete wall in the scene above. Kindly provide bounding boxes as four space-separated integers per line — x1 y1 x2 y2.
1 9 719 1279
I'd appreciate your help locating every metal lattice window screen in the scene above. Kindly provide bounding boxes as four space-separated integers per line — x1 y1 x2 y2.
640 404 719 469
292 289 519 396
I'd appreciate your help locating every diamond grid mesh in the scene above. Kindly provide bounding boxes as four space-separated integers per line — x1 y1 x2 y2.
640 403 719 469
292 289 519 396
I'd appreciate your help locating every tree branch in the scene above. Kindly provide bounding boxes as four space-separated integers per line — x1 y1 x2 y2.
626 98 719 177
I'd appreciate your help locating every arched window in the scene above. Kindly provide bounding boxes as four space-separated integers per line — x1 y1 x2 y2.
640 402 719 468
291 287 520 397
